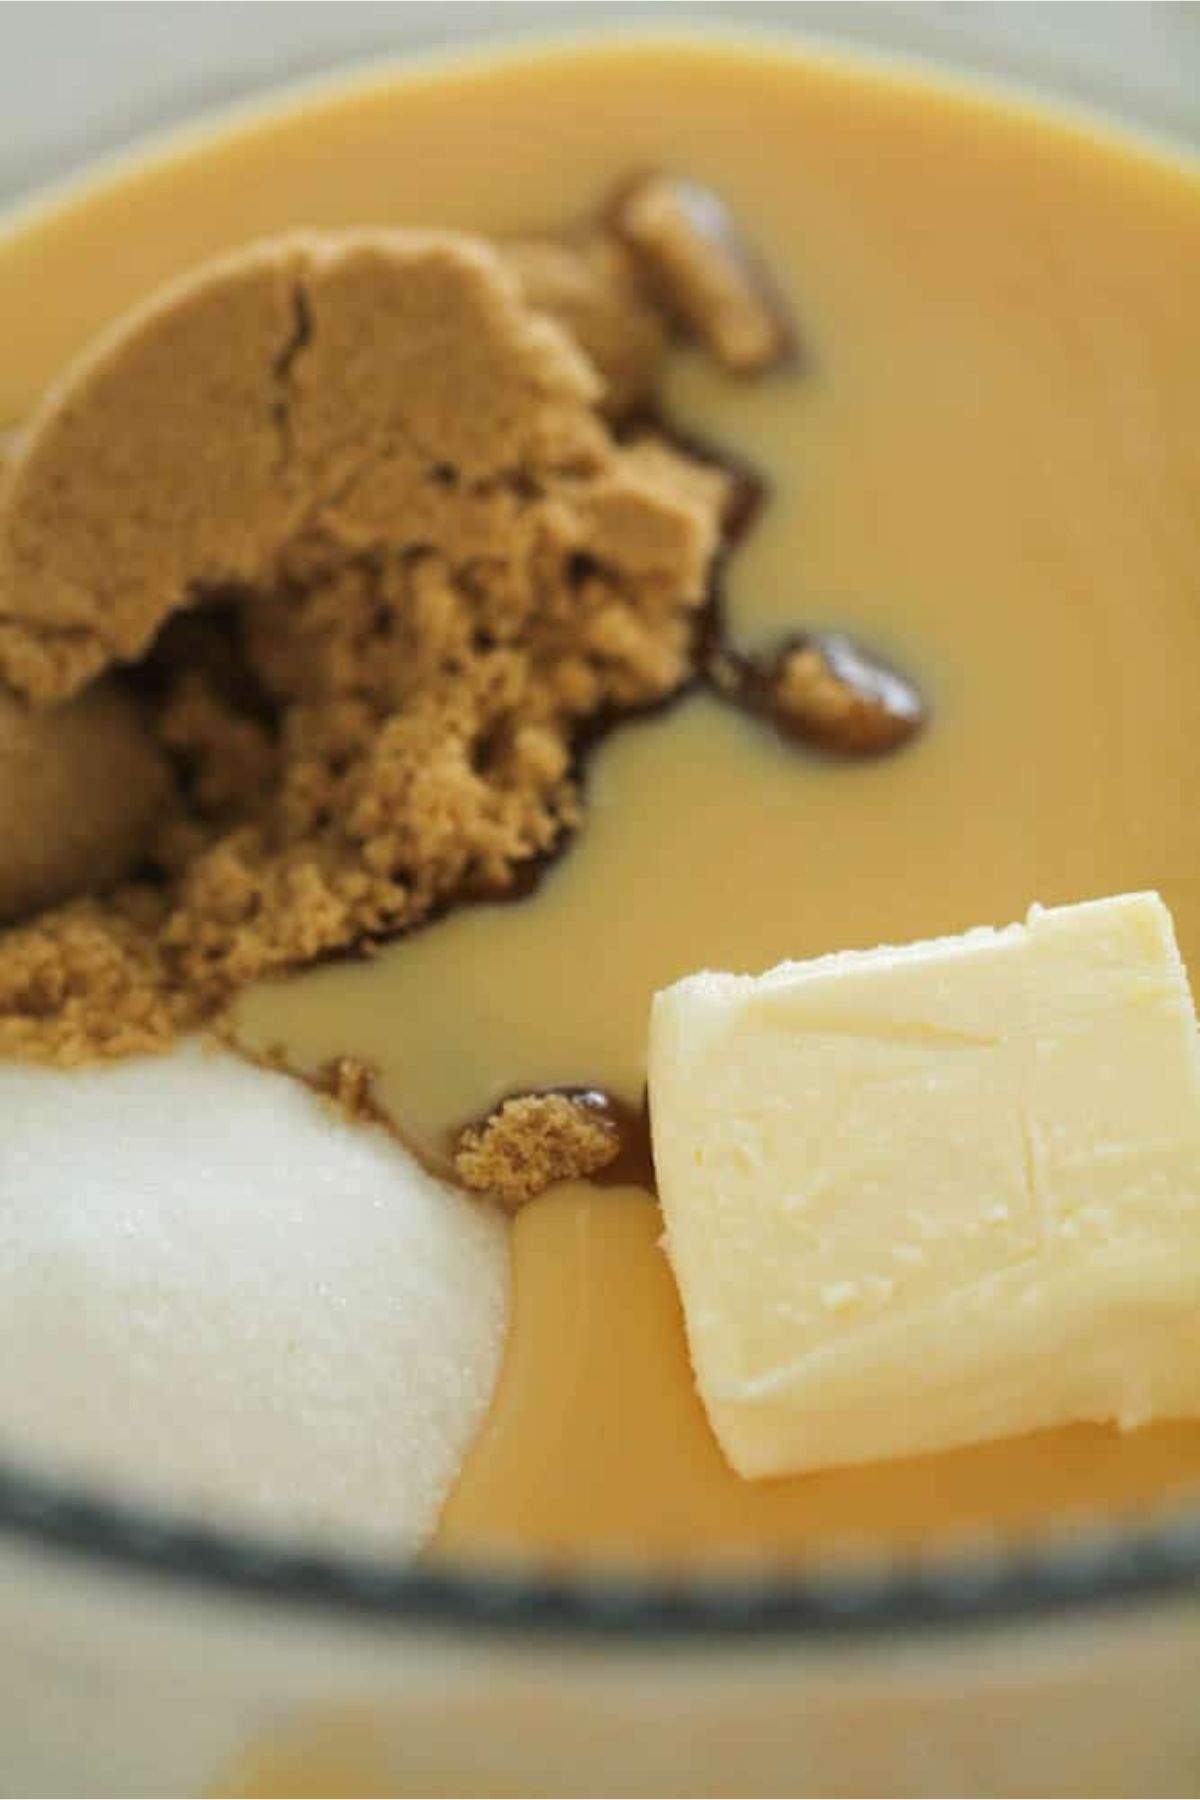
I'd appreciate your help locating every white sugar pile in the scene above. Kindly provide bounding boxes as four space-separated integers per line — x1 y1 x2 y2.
0 1042 509 1551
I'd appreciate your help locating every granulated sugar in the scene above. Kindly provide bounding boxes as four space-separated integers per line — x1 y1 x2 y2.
0 1042 509 1551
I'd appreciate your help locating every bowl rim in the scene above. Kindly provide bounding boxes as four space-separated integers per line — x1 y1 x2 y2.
1 19 1198 1647
2 1454 1198 1641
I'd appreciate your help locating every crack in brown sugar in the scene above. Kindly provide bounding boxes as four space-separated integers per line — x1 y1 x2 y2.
268 277 313 475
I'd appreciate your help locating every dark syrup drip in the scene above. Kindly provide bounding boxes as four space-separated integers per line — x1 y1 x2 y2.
581 1088 656 1192
536 1085 656 1192
712 630 927 760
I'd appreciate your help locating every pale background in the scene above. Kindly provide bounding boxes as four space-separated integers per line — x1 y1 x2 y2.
0 2 1198 213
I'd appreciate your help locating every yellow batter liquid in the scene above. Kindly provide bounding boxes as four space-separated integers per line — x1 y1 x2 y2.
4 36 1199 1562
437 1187 1200 1562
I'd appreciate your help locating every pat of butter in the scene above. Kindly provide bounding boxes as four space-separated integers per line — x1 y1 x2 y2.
649 893 1200 1479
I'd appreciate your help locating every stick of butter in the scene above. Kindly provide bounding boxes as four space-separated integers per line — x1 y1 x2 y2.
649 893 1200 1479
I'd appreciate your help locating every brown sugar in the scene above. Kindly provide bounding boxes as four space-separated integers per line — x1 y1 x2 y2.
0 894 184 1065
454 1091 621 1206
613 174 793 375
0 683 171 924
0 228 728 1092
502 233 668 417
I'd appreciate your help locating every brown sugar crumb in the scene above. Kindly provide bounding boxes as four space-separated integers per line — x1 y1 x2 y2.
614 174 794 375
0 228 727 1062
320 1055 377 1118
309 1054 391 1129
0 894 183 1064
454 1091 621 1207
503 233 668 417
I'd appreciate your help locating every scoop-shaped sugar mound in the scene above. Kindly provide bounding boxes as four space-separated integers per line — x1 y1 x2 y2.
0 229 719 705
0 229 726 1063
0 1042 509 1550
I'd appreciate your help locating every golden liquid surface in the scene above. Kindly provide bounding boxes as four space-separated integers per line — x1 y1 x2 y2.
4 37 1200 1561
437 1187 1200 1562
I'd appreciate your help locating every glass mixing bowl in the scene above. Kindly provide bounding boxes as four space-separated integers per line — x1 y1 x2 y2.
0 6 1197 1793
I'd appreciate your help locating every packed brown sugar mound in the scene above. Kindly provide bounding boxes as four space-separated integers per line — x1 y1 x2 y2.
0 226 728 1067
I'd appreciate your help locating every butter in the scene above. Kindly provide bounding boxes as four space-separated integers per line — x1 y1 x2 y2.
649 893 1200 1479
